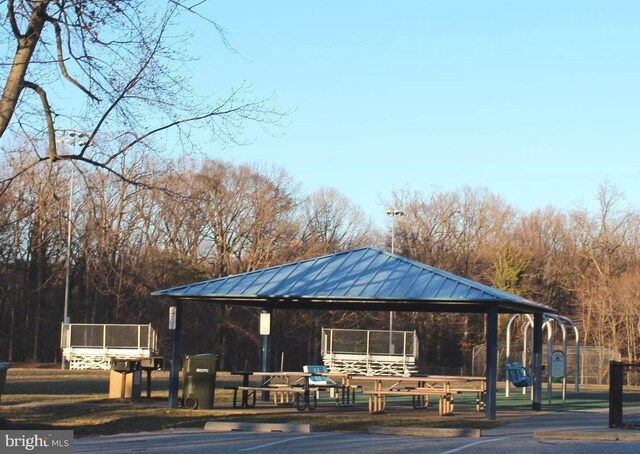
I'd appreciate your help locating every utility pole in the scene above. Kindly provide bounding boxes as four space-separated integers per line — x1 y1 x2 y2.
385 209 405 354
56 129 91 369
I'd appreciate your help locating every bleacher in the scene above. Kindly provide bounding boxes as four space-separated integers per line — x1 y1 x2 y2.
60 323 158 370
321 328 419 376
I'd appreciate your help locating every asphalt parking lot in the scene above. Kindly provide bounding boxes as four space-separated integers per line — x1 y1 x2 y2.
75 408 640 454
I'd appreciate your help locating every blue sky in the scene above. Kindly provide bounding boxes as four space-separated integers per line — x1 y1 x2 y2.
187 2 640 225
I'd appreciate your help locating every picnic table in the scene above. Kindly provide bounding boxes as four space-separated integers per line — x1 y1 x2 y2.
227 370 357 411
227 371 317 411
351 374 486 415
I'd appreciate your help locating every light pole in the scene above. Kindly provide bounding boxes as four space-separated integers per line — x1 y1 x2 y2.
56 129 90 369
385 209 405 355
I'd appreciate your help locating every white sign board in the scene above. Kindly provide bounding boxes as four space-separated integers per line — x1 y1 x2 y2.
169 306 177 330
551 350 565 378
260 312 271 336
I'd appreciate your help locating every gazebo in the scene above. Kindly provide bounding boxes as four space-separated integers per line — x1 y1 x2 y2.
152 247 556 420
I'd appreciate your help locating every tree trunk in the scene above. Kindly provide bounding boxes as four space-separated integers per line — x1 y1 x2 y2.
0 1 50 138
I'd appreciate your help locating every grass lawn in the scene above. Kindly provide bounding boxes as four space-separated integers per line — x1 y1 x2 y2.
1 367 636 437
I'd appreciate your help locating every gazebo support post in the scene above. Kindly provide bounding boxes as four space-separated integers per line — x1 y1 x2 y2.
485 306 498 420
168 300 182 408
532 312 543 411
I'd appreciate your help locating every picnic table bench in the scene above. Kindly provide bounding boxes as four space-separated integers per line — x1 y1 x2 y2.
227 385 314 411
448 386 486 412
362 387 455 415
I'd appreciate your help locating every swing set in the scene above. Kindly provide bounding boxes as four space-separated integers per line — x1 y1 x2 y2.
504 313 580 403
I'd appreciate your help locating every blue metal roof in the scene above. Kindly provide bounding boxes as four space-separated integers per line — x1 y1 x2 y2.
152 247 555 314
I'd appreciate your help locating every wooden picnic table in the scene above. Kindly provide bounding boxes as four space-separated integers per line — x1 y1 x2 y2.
350 374 486 415
227 371 358 410
262 371 359 409
228 371 316 411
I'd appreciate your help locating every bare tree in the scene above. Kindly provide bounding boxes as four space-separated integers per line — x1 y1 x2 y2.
615 272 640 361
570 183 640 351
502 206 580 326
388 186 517 372
392 186 515 277
299 187 376 255
0 153 68 361
0 1 283 192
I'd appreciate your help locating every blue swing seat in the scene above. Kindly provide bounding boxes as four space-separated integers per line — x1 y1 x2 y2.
506 363 532 387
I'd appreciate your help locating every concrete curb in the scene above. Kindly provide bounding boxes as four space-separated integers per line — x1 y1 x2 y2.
204 421 312 433
369 426 481 438
534 431 640 442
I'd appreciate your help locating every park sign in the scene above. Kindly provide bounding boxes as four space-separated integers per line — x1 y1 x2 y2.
259 311 271 335
168 306 177 330
551 350 565 378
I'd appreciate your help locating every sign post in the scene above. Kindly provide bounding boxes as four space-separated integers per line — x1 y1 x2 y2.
168 302 182 408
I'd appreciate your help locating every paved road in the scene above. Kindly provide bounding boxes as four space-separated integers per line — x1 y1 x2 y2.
75 409 640 454
73 430 640 454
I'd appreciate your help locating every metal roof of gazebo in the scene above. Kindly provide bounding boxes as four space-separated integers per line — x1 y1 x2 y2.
152 247 555 314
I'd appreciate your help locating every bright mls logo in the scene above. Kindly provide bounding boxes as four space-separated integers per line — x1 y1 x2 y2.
1 431 72 453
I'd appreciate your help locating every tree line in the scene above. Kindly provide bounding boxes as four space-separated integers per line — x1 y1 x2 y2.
0 151 374 368
390 184 640 371
1 150 639 371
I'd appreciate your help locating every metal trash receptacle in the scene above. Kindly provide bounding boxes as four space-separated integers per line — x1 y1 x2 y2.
0 362 9 403
182 353 219 409
109 359 141 399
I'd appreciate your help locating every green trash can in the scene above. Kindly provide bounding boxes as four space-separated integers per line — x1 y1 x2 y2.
0 362 9 403
182 354 218 409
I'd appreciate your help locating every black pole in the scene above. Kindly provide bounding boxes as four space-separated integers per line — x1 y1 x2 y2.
532 312 543 411
168 301 182 408
609 361 623 428
485 306 498 420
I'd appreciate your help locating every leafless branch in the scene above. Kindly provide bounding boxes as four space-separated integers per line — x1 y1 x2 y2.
169 0 235 52
7 0 22 38
76 10 171 160
21 80 57 161
47 15 100 101
0 157 41 197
